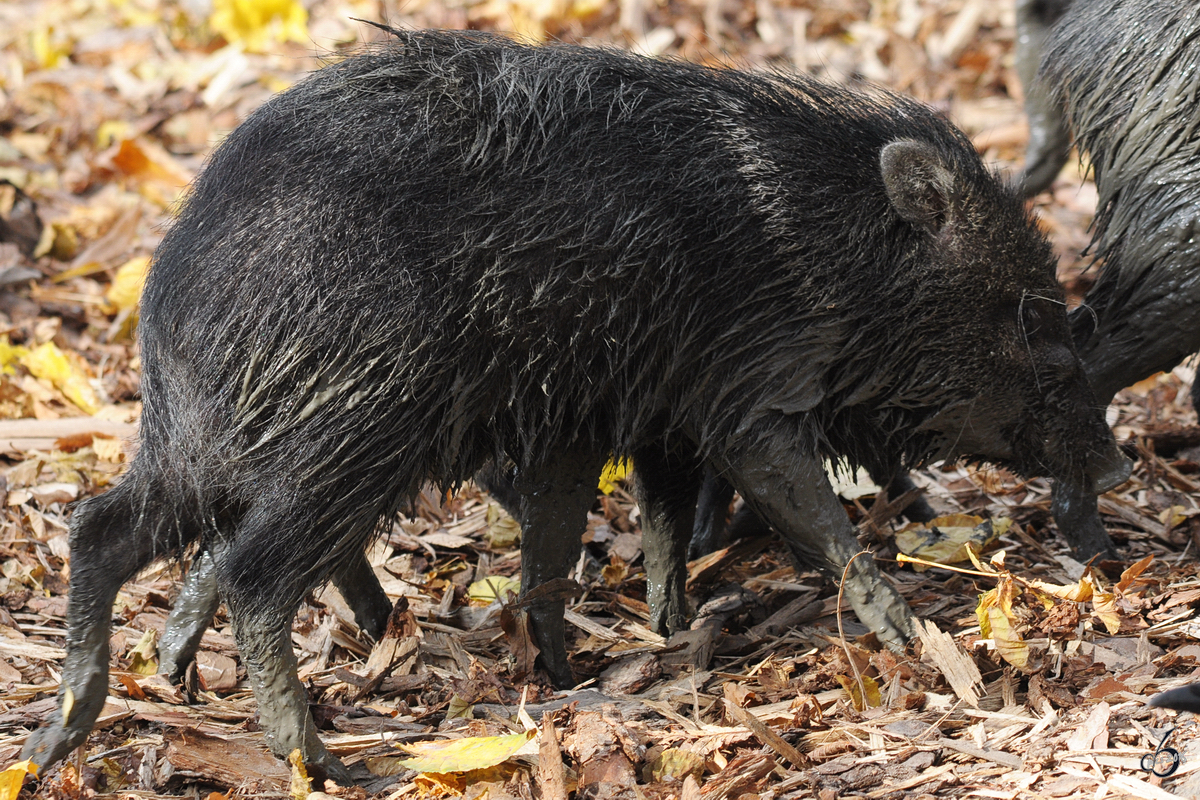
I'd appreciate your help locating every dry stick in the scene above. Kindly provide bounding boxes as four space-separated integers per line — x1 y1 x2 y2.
836 550 873 710
724 699 811 769
535 713 568 800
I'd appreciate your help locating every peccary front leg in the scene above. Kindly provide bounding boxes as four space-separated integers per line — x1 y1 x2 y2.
722 445 914 650
634 444 704 635
515 448 607 688
22 484 161 771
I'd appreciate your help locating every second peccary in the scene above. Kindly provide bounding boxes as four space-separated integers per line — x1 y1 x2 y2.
22 30 1128 784
1027 0 1200 558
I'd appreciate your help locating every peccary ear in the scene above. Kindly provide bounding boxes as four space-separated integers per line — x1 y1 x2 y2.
880 140 956 234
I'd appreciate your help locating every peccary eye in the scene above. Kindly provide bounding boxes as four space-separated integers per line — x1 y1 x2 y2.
1019 302 1052 341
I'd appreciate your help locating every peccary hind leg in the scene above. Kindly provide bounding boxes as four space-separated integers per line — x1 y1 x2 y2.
515 448 608 688
1015 0 1073 196
21 483 163 770
218 517 356 786
160 546 392 679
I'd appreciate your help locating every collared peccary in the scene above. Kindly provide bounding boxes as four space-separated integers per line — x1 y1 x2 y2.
22 29 1129 783
1023 0 1200 558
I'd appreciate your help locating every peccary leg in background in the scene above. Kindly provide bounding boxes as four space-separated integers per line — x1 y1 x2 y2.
21 483 163 770
690 466 735 559
720 438 914 649
882 468 937 523
515 447 608 688
159 545 392 679
333 551 393 639
475 460 524 518
634 444 704 635
159 548 221 678
1015 0 1073 196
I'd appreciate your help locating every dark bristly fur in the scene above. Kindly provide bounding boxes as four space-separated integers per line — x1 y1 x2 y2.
1043 0 1200 401
1034 0 1200 558
23 29 1125 783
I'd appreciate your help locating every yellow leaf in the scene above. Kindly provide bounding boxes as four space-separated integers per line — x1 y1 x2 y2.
104 256 151 314
20 342 100 415
1159 505 1190 532
647 748 705 782
835 673 881 711
398 730 536 774
895 515 1005 572
209 0 310 52
0 760 38 800
597 458 631 494
976 588 997 637
29 26 69 70
287 749 311 799
97 121 135 149
127 628 159 675
570 0 607 18
0 337 29 375
996 576 1019 617
1092 591 1122 634
986 606 1028 669
62 684 74 725
485 502 521 548
468 575 520 605
1028 574 1094 603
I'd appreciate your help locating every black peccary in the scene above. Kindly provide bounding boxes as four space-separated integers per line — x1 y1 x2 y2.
22 29 1129 783
1029 0 1200 558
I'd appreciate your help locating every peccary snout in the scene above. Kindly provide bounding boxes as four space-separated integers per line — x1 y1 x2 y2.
1086 442 1132 495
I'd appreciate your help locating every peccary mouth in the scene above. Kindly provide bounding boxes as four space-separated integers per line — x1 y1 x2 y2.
1084 443 1133 494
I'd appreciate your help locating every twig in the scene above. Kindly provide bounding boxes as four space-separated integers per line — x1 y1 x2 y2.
837 550 872 709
